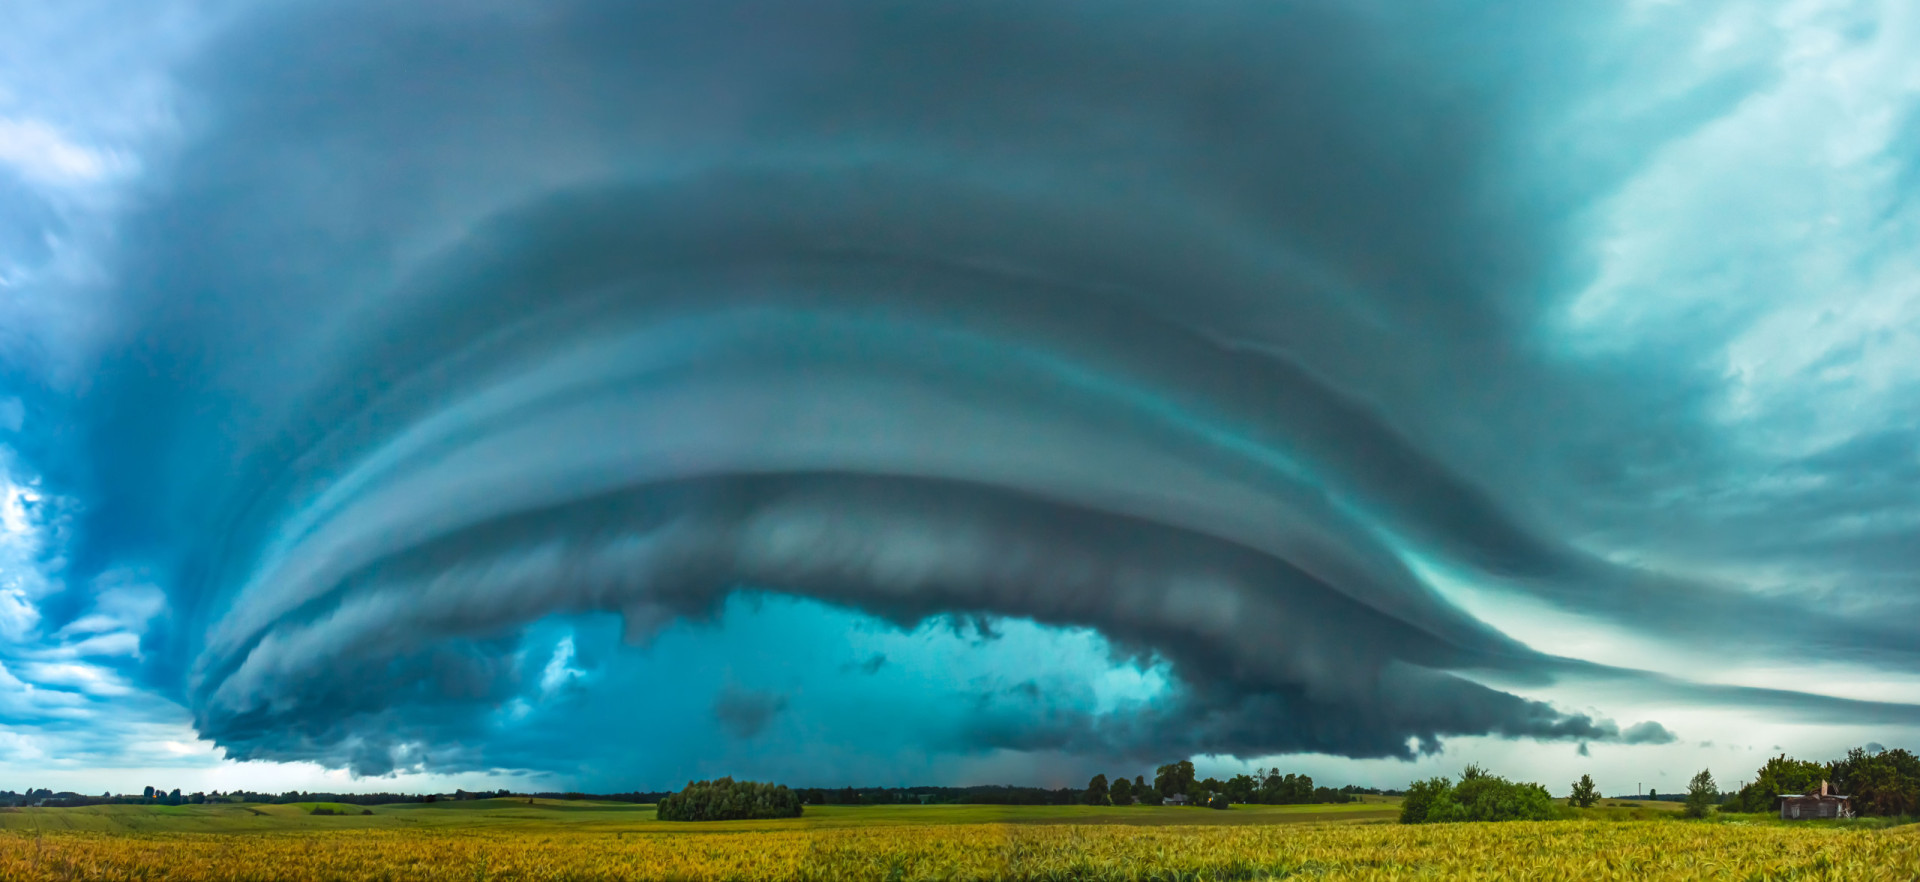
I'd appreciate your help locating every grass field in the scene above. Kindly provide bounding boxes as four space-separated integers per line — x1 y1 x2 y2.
0 799 1915 880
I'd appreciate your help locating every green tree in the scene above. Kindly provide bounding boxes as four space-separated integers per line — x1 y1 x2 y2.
1109 775 1134 805
1829 746 1920 817
1453 774 1554 822
1684 769 1717 818
1402 766 1556 824
1084 774 1109 806
1154 761 1196 801
1225 774 1256 804
1399 776 1457 824
1257 770 1316 804
1568 774 1598 808
1727 754 1827 812
657 778 803 821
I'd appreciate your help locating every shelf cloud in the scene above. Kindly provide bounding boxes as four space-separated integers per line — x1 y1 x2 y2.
9 0 1917 778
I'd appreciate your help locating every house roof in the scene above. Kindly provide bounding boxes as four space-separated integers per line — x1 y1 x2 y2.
1776 794 1848 800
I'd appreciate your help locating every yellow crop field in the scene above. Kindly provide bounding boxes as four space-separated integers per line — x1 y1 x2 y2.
0 819 1915 881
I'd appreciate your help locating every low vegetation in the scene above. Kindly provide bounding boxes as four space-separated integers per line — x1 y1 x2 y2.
1399 764 1557 823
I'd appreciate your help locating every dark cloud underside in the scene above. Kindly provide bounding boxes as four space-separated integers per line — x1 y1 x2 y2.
52 0 1920 774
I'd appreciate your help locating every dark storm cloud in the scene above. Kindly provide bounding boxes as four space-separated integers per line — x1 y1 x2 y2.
53 0 1920 774
1621 722 1677 746
712 685 789 740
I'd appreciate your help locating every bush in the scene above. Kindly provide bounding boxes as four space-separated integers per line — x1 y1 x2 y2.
656 778 803 822
1400 767 1557 824
1399 777 1455 824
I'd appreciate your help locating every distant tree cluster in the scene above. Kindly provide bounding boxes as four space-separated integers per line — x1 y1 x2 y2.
1723 746 1920 816
1243 768 1354 805
1076 761 1353 808
656 778 803 821
1399 764 1556 824
5 787 205 808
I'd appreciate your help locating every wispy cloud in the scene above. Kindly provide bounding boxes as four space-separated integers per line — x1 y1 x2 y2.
0 118 122 184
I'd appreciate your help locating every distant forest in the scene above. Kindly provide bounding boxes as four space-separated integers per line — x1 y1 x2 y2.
2 765 1395 809
15 746 1907 815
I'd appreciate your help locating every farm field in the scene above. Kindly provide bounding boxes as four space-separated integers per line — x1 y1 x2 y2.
0 800 1917 880
0 798 1399 834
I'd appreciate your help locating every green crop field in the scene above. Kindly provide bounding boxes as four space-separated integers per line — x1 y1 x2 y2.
0 799 1915 880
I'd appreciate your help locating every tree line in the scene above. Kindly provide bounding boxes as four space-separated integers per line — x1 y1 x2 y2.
1082 761 1360 808
1405 765 1721 823
1403 742 1917 825
1567 743 1917 819
1721 745 1920 816
7 771 1385 812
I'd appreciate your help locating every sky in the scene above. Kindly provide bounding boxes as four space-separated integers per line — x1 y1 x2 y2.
0 0 1918 798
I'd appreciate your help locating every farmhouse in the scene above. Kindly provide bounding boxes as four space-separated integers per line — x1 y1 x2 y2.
1163 793 1188 806
1777 780 1850 820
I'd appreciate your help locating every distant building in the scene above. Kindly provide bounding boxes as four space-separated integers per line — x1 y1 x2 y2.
1164 793 1188 806
1778 780 1850 820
